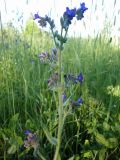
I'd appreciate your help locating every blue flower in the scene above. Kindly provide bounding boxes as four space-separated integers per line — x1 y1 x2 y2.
24 131 39 150
51 48 58 61
45 15 55 29
64 7 76 20
77 73 84 84
33 13 40 20
80 3 88 13
61 7 76 29
25 130 31 135
71 97 83 107
38 17 47 27
77 98 83 105
76 2 88 20
62 93 67 102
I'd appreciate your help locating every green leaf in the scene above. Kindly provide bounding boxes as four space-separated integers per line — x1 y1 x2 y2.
95 132 109 147
108 138 118 148
15 135 23 145
25 119 35 129
95 132 118 148
68 155 80 160
7 144 17 154
9 113 19 129
99 149 106 160
10 113 19 123
103 122 110 131
83 151 93 158
68 156 74 160
75 156 80 160
42 124 57 145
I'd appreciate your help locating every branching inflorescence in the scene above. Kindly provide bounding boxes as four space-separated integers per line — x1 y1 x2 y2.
24 2 88 160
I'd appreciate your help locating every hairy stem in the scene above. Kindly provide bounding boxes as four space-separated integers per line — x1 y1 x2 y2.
53 48 63 160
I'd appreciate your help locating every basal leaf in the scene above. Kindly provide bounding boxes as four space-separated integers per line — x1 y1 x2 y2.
42 124 57 145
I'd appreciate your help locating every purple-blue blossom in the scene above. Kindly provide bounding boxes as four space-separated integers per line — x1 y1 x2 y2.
51 48 58 61
45 15 55 29
25 130 31 135
24 131 39 150
77 73 84 84
62 93 67 102
38 17 47 27
76 2 88 20
77 98 83 105
71 97 83 107
61 7 76 29
64 7 76 21
33 13 40 20
80 3 88 13
64 73 84 85
34 14 55 28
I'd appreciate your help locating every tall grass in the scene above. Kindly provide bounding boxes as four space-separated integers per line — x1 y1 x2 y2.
0 4 120 159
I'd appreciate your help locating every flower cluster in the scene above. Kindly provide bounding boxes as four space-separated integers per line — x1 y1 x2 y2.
62 93 67 102
47 72 59 87
62 93 83 107
34 14 55 29
61 8 76 30
47 72 84 107
34 2 88 30
33 13 40 20
70 97 83 107
47 72 83 88
38 48 58 63
24 130 39 150
64 73 84 85
32 3 88 159
38 51 50 62
61 3 88 30
33 3 87 49
76 3 88 20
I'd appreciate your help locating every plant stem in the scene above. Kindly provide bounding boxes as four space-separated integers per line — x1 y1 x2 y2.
54 48 63 160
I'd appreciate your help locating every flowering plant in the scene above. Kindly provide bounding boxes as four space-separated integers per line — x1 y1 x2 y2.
29 2 88 159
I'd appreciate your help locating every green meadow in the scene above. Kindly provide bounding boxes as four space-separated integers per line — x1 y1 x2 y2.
0 18 120 159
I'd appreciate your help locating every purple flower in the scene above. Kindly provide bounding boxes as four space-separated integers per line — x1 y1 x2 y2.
64 73 83 85
77 73 84 84
61 7 76 29
64 74 78 85
76 2 88 20
33 13 40 20
77 98 83 105
47 73 58 87
38 17 47 27
45 15 55 29
38 52 50 62
24 131 39 150
68 74 76 83
51 48 58 61
64 7 76 20
25 130 31 135
80 3 88 13
62 93 67 102
71 98 83 107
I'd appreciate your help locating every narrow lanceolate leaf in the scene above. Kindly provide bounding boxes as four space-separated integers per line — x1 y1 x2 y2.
42 124 57 145
7 145 17 154
99 149 106 160
107 138 118 148
10 113 19 123
95 132 108 146
95 132 118 148
68 156 74 160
